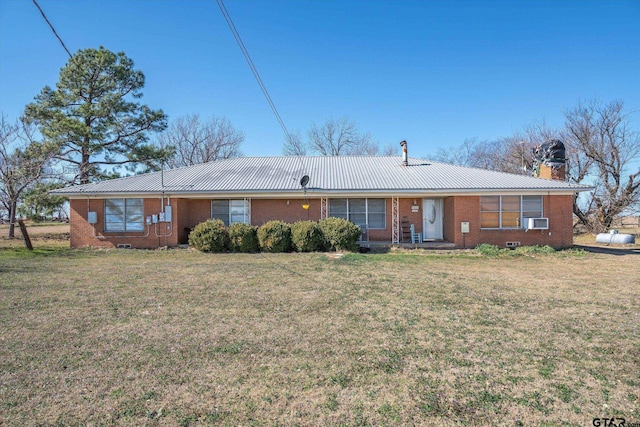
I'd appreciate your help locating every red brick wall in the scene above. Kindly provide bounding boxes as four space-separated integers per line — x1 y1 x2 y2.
69 198 179 249
185 199 212 229
251 199 321 225
443 197 455 242
69 197 427 248
174 198 191 244
446 195 574 248
69 195 575 249
251 198 417 241
538 164 566 181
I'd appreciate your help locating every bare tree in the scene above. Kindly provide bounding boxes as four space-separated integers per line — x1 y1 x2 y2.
0 115 55 238
434 122 561 174
434 138 488 167
432 100 640 232
563 100 640 232
282 131 307 156
283 116 378 156
158 114 244 168
433 137 520 171
380 142 397 156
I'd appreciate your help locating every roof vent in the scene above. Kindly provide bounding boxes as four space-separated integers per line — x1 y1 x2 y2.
400 140 408 166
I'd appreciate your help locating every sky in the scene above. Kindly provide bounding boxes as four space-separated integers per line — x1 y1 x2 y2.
1 0 639 159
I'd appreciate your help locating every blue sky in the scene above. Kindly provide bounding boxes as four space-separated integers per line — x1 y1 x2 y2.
1 0 639 158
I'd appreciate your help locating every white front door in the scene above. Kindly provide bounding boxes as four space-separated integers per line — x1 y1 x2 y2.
423 199 443 240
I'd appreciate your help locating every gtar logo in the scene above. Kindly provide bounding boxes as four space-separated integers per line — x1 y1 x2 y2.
593 418 625 427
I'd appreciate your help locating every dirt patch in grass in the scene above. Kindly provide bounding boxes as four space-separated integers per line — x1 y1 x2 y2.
0 248 638 425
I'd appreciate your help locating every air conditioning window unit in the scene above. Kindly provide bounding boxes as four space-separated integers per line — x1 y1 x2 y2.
527 217 549 230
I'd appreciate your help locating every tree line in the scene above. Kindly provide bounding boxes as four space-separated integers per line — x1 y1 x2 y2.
2 47 638 238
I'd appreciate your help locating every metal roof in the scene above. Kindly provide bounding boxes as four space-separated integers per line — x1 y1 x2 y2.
52 156 592 197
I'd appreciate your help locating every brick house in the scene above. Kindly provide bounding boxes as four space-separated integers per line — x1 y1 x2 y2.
52 155 591 249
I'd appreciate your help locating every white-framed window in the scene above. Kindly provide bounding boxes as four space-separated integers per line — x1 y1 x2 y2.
480 195 543 229
211 199 249 225
328 198 386 229
105 198 144 232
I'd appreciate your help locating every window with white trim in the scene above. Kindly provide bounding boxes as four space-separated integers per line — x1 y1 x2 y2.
105 198 144 232
480 195 543 229
211 199 249 225
328 198 386 229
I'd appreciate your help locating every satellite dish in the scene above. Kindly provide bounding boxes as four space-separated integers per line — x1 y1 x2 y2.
300 175 310 188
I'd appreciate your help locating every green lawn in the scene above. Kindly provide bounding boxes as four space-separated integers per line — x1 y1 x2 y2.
0 245 638 426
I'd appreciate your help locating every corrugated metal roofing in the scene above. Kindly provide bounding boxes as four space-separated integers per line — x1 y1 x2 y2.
52 156 591 196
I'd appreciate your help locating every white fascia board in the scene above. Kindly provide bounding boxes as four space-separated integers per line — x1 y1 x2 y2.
66 187 589 200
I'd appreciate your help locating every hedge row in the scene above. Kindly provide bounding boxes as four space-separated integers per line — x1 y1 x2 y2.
188 218 362 253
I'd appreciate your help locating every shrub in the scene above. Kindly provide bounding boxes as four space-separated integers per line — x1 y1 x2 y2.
318 217 361 251
514 245 556 255
476 243 557 257
291 221 325 252
229 223 259 253
188 219 230 252
257 220 292 253
475 243 501 256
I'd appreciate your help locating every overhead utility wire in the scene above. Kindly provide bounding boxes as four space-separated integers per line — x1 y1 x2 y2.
215 0 294 145
32 0 73 58
215 0 317 284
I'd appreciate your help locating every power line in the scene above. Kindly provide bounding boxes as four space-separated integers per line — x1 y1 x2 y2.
214 1 321 285
215 0 293 145
32 0 73 58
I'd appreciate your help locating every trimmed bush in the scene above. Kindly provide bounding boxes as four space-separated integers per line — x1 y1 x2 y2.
291 220 325 252
257 220 292 253
229 223 259 253
188 219 230 252
318 217 361 251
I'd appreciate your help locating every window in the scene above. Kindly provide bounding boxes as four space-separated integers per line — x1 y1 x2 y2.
328 199 348 220
366 199 386 229
211 199 249 225
522 195 543 224
329 198 386 229
105 198 144 232
480 195 543 229
501 196 520 228
480 196 500 229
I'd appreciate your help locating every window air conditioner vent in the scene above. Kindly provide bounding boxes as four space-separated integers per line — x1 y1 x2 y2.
527 218 549 230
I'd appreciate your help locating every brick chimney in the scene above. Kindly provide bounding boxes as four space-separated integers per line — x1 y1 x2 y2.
532 139 566 181
538 163 566 180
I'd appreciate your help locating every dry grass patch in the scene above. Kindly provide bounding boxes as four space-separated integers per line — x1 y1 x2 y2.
0 247 638 426
0 222 70 250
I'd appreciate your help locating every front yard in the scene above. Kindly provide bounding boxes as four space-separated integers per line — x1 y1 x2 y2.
0 244 638 426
